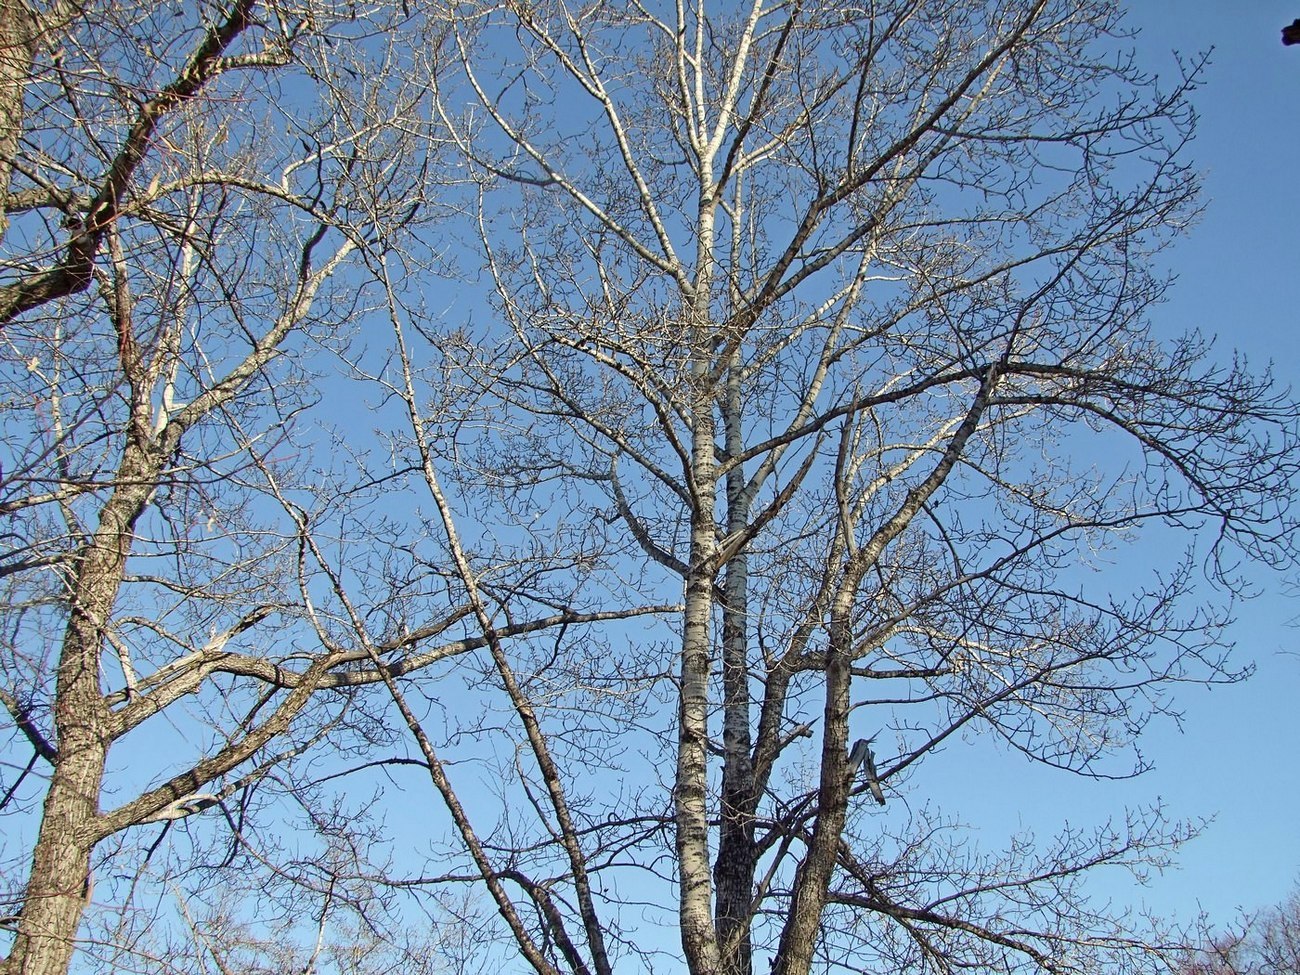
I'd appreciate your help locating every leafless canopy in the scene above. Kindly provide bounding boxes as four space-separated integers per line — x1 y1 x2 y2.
1 3 1297 975
0 2 665 973
422 2 1298 975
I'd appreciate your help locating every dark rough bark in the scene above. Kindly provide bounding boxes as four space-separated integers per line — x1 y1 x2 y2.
715 368 758 975
768 616 854 975
3 441 161 975
715 574 757 975
714 576 757 975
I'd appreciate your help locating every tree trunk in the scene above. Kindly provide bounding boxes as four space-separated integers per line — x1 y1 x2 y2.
677 162 726 975
0 0 35 245
715 364 757 975
2 738 104 975
3 442 159 975
677 435 722 975
770 608 855 975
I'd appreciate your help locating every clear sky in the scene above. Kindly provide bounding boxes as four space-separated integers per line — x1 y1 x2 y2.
970 1 1300 929
1128 0 1300 921
4 5 1292 968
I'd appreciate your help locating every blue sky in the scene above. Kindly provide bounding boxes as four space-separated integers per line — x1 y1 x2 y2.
1131 0 1300 920
975 2 1300 927
4 4 1292 966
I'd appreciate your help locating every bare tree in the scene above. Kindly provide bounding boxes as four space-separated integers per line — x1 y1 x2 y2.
5 3 1297 975
0 2 428 971
1179 886 1300 975
388 2 1300 975
0 3 672 974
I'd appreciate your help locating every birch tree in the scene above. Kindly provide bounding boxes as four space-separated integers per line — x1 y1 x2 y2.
410 2 1300 975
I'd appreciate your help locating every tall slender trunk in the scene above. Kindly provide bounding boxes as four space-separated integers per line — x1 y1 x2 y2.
677 173 724 973
678 414 721 975
714 360 757 975
770 602 856 975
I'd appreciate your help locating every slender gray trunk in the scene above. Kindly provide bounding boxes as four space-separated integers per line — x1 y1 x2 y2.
678 409 722 975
